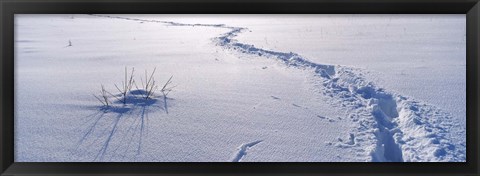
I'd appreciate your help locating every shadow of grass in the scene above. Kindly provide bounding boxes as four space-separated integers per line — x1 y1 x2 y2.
76 91 174 161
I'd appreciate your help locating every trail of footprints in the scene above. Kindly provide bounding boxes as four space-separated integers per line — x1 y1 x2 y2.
92 14 465 162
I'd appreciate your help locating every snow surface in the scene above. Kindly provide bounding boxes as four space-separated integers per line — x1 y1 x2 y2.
14 14 465 162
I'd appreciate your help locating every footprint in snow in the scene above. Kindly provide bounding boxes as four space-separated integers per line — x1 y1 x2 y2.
316 115 335 122
332 135 356 149
270 96 280 100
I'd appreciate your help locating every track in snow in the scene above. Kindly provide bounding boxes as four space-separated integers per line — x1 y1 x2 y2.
90 14 466 162
231 140 263 162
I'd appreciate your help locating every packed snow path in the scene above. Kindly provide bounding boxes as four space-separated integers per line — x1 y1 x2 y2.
90 14 465 162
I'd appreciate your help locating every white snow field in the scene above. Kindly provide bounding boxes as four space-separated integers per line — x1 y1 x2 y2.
14 14 465 162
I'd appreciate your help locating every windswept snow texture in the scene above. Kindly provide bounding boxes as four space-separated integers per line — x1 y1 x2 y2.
15 14 465 162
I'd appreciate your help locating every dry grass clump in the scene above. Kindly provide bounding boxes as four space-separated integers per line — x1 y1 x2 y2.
94 67 174 107
93 85 111 107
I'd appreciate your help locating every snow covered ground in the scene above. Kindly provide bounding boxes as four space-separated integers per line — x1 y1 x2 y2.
14 14 466 162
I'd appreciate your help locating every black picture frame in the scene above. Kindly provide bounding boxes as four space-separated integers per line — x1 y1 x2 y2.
1 0 479 175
